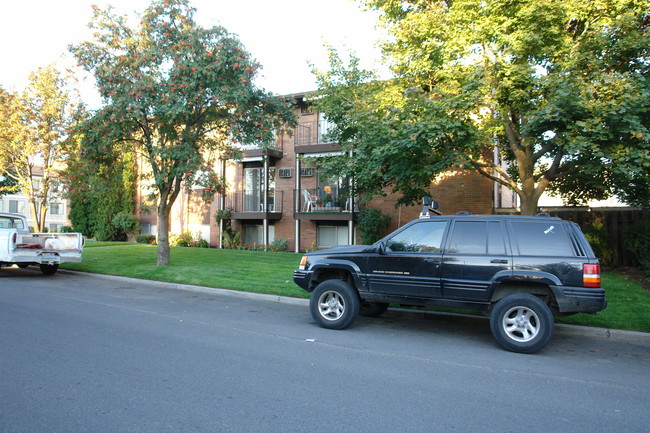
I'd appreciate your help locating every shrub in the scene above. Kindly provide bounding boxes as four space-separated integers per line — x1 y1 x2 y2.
223 230 242 249
269 238 288 252
171 231 195 247
136 234 156 244
112 211 140 239
59 225 73 233
356 208 391 245
583 220 614 266
196 239 209 248
625 220 650 274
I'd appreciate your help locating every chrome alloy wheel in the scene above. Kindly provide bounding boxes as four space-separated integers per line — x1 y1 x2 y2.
502 306 541 343
317 290 346 321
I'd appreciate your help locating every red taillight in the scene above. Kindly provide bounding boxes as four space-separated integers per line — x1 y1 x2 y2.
12 233 17 244
82 236 86 247
583 264 601 288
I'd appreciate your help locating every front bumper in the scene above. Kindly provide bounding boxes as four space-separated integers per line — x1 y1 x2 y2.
293 270 312 292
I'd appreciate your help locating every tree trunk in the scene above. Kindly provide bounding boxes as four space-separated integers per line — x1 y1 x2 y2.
29 200 43 232
38 202 48 233
157 205 171 266
518 176 549 216
519 196 540 216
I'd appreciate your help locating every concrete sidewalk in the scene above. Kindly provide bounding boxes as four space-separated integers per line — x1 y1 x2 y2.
63 270 650 347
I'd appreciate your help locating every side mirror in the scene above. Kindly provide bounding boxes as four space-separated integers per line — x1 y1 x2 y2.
376 241 386 255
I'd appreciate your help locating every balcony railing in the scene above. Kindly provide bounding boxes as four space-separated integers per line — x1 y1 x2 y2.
294 121 337 147
296 188 355 213
224 190 283 214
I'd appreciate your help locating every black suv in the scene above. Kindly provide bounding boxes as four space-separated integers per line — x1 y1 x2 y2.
294 203 606 353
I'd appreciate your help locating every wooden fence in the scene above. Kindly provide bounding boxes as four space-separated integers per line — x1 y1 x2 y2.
543 207 649 267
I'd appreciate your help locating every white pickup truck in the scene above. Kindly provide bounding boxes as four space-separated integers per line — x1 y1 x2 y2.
0 212 84 275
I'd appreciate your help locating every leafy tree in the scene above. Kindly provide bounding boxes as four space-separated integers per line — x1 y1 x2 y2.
62 136 137 241
356 208 391 244
0 66 82 230
314 0 650 214
70 0 296 265
0 173 18 198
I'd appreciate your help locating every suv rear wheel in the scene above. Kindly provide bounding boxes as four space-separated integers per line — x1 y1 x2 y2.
310 280 360 330
490 294 554 354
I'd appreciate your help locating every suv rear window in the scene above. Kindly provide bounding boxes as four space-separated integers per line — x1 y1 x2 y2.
511 221 574 257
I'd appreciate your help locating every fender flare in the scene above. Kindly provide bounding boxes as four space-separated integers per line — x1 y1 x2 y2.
309 259 364 291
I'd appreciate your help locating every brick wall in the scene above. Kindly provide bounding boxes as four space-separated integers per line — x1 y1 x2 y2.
366 169 495 232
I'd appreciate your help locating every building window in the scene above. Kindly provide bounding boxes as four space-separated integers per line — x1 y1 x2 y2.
243 167 275 212
50 202 64 215
318 112 336 144
49 223 61 232
317 224 349 248
9 199 25 214
242 224 275 247
141 223 157 235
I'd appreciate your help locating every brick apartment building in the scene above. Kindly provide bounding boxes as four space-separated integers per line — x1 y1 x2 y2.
136 92 514 252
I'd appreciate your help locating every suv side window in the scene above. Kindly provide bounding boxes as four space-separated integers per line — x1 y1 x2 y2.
511 221 574 256
448 221 486 254
385 221 447 253
447 221 506 255
487 221 507 255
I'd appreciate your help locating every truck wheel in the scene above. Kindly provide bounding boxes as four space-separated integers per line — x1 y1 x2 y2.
490 293 554 354
360 301 389 317
310 280 360 330
39 264 59 276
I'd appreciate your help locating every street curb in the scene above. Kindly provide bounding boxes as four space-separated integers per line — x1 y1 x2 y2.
62 270 650 347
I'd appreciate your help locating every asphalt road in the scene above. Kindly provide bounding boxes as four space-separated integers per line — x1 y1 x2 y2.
1 268 649 433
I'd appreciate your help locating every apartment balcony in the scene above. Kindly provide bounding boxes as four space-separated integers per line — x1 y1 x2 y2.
225 190 283 220
294 121 341 154
232 142 283 161
295 188 355 221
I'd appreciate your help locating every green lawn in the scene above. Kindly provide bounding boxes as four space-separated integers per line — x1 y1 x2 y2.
62 245 650 332
556 273 650 332
62 244 307 298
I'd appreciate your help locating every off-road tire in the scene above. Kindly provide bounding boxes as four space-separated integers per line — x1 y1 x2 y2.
490 293 554 353
39 264 59 276
310 279 360 330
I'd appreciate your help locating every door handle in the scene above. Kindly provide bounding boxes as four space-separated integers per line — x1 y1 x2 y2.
425 258 441 264
491 259 508 264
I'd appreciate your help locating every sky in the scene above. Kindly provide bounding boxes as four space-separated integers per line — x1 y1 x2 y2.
0 0 388 108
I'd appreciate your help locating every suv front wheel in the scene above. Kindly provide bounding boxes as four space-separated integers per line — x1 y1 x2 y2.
490 294 554 354
310 280 360 330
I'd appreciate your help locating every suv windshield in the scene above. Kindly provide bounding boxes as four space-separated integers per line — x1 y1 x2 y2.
385 221 447 253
